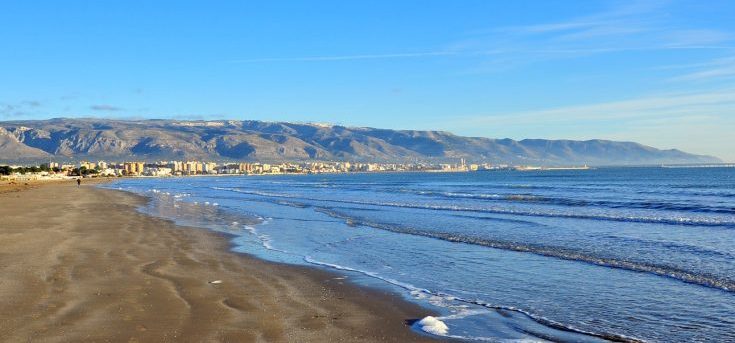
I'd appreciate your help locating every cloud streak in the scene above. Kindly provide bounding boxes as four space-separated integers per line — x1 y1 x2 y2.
668 56 735 81
462 89 735 126
441 88 735 161
227 51 456 63
90 104 123 111
446 1 734 72
226 2 732 70
0 100 44 118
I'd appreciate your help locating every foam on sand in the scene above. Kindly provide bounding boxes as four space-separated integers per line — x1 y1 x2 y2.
417 316 449 335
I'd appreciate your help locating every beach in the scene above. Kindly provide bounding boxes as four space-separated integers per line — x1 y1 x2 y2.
0 180 434 342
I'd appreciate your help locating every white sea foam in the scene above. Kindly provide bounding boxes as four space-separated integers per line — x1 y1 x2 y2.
243 225 257 235
300 255 611 340
260 234 274 249
243 225 284 252
417 316 449 335
410 290 428 299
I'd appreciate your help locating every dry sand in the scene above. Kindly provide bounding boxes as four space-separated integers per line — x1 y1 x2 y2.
0 180 436 342
0 178 68 194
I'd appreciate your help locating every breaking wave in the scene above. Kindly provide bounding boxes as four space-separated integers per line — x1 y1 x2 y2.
302 256 641 342
211 187 735 227
314 208 735 292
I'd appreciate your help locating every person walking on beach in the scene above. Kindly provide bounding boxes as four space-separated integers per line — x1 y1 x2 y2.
77 178 81 187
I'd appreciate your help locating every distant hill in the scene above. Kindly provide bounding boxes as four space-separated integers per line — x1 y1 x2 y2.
0 118 721 165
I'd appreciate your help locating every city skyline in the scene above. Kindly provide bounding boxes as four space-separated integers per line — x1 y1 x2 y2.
1 1 734 161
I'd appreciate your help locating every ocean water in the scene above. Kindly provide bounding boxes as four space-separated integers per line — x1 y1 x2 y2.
104 167 735 342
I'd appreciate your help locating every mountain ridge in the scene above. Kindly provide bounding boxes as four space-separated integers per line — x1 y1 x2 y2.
0 118 721 165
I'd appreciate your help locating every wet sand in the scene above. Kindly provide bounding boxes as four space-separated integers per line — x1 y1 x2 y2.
0 181 436 342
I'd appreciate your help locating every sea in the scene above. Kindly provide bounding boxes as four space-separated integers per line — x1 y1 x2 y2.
103 167 735 342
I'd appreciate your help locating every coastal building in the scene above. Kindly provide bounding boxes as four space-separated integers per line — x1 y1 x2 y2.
41 162 60 170
144 167 173 177
2 159 519 179
79 161 97 170
217 163 241 174
239 162 253 173
183 161 203 174
169 161 184 173
203 162 218 174
124 162 145 176
99 168 117 176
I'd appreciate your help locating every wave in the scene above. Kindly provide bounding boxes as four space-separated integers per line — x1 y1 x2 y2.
467 213 735 257
302 256 641 342
450 213 546 226
314 208 735 293
597 234 735 260
206 186 735 290
211 187 735 227
402 190 735 214
253 193 735 290
256 179 735 203
479 182 735 199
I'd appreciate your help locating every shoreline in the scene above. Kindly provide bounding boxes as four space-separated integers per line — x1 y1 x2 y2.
0 180 437 342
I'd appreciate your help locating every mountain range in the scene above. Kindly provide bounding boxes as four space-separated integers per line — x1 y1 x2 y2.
0 118 721 165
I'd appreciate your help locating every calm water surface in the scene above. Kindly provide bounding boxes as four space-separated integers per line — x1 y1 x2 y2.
105 167 735 342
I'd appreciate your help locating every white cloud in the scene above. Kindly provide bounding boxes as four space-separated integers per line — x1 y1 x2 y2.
227 51 455 63
442 89 735 161
604 115 735 162
668 56 735 81
448 1 734 68
463 89 735 125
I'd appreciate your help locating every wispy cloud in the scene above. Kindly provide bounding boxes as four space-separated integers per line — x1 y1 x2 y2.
22 100 41 107
447 1 733 71
60 94 79 101
0 100 44 118
603 114 735 161
90 104 123 111
667 56 735 81
494 1 723 47
500 3 656 38
440 88 735 160
0 103 16 114
227 51 455 63
461 89 735 126
226 2 732 71
662 29 734 48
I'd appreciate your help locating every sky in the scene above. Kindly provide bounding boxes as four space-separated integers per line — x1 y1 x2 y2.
1 0 734 161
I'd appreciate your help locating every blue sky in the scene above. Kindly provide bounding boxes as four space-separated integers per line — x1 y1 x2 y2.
1 0 734 161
